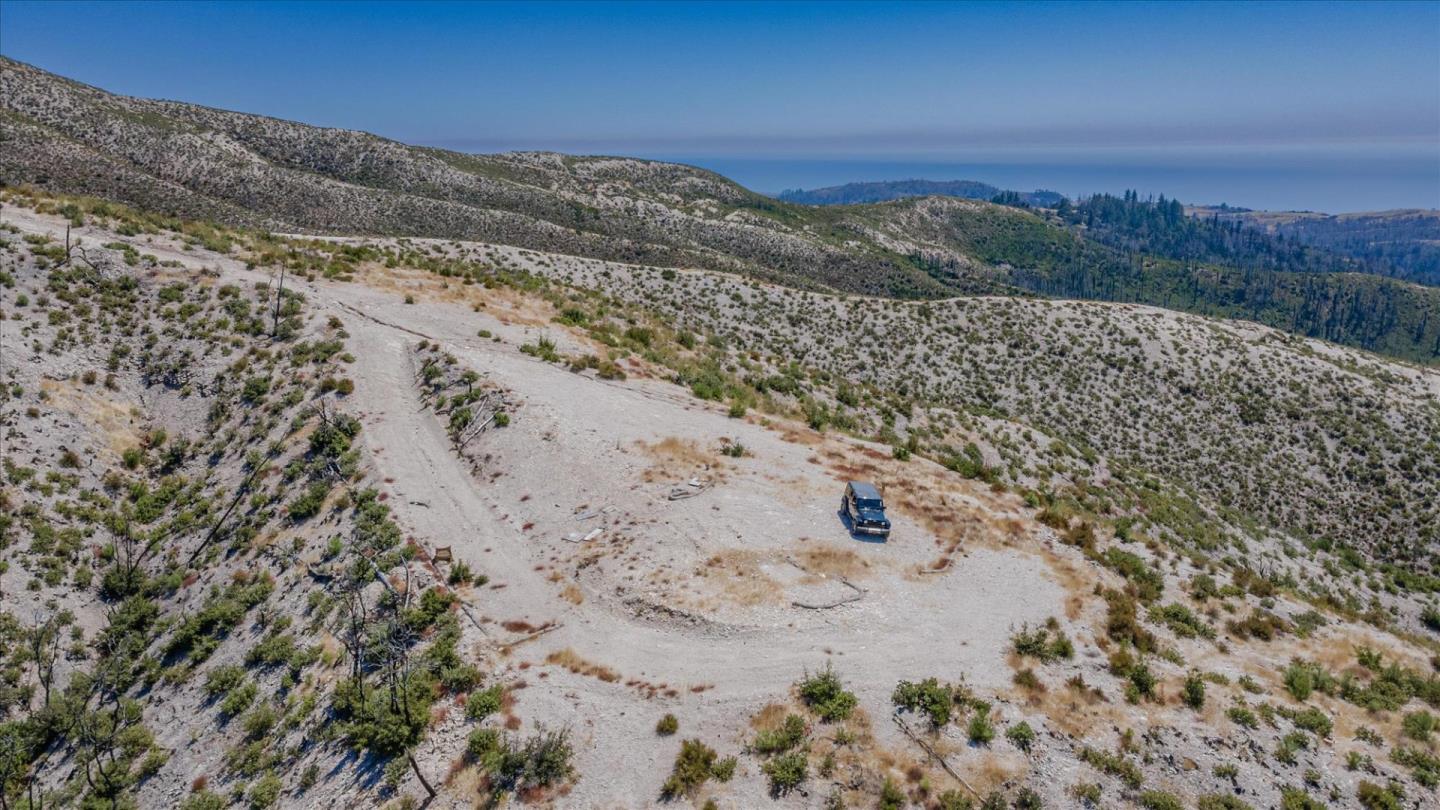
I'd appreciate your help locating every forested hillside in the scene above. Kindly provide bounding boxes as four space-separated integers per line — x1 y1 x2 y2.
1192 206 1440 286
892 197 1440 362
1062 192 1363 275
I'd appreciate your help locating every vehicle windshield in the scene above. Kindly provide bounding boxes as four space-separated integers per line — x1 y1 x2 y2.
855 497 884 510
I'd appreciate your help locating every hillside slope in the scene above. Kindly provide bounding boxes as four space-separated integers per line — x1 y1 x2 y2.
3 56 1439 361
5 193 1440 810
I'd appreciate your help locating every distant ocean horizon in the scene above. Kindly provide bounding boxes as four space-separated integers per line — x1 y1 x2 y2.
643 154 1440 214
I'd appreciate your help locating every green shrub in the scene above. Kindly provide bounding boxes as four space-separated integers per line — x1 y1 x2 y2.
241 376 270 403
1182 671 1206 710
656 713 679 736
1403 710 1436 742
466 685 503 721
247 773 282 809
473 726 573 795
797 664 857 722
967 711 995 745
1282 659 1334 702
1391 745 1440 786
1190 574 1220 600
1226 609 1291 642
660 738 719 799
167 576 275 663
762 750 807 796
879 777 906 810
1078 746 1143 789
1226 705 1258 729
1276 730 1309 765
383 756 409 790
220 682 258 718
1011 620 1074 662
1125 661 1156 702
330 672 435 756
1421 606 1440 633
1356 780 1405 810
1102 589 1156 652
1284 706 1333 738
1005 721 1036 752
448 561 476 585
893 677 962 727
1148 603 1215 640
180 791 227 810
286 481 331 521
1101 548 1164 602
1279 787 1326 810
752 714 806 754
1138 792 1183 810
246 633 298 668
204 664 246 697
467 728 501 761
241 703 279 740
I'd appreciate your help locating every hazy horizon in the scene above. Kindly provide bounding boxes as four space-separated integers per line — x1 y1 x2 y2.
635 154 1440 213
2 0 1437 213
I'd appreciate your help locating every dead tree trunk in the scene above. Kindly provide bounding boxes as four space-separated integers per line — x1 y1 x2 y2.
271 267 287 337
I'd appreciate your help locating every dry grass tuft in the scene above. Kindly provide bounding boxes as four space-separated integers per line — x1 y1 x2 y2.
545 648 621 682
796 543 871 580
699 549 783 607
40 378 140 456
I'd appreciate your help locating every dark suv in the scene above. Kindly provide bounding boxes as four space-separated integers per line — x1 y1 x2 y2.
841 481 891 539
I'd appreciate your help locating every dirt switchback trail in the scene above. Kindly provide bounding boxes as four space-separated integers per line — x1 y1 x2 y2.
316 282 1069 799
2 205 1070 806
237 261 1069 806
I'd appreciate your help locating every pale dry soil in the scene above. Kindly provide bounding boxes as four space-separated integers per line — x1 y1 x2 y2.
37 210 1439 810
324 275 1070 806
5 208 1083 807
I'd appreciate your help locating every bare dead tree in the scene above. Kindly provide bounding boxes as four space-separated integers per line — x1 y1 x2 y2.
386 565 437 799
271 266 287 337
28 611 66 707
408 750 437 800
58 223 106 279
183 445 279 567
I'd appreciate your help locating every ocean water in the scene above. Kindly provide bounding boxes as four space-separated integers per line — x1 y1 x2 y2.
648 155 1440 213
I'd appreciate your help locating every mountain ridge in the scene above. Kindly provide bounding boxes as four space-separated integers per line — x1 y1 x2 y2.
776 178 1065 207
3 55 1439 362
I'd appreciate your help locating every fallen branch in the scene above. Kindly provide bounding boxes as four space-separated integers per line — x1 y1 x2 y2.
892 712 981 800
790 578 865 610
408 752 437 800
454 600 490 637
786 556 866 610
918 557 955 575
498 622 562 652
337 301 434 340
183 459 269 566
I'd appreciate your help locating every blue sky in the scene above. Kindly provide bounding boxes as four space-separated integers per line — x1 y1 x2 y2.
2 1 1437 209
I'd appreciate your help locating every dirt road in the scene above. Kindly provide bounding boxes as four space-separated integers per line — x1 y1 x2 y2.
9 209 1069 806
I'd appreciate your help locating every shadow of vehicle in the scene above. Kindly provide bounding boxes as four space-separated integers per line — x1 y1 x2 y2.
837 508 890 544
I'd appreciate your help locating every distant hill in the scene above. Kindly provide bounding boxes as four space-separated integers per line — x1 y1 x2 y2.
2 56 1438 361
777 178 1065 207
1189 206 1440 286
